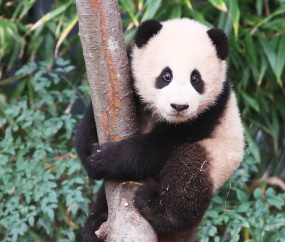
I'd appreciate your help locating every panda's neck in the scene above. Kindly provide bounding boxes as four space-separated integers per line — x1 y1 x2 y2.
185 78 232 142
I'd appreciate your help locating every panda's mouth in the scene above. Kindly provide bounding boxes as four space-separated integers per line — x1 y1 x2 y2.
168 111 187 117
159 107 190 122
169 113 184 117
167 112 189 120
165 112 190 123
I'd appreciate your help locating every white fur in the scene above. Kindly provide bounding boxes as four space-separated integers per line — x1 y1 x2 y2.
200 92 244 189
132 18 227 122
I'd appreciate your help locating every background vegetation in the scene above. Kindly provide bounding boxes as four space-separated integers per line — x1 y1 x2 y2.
0 0 285 241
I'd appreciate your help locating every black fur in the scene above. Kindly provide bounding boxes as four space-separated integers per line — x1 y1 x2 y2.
75 103 99 170
126 45 133 64
191 69 204 94
207 28 229 60
134 20 163 48
155 67 172 89
81 186 107 242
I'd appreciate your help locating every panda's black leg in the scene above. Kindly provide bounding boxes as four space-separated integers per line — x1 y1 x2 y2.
81 185 108 242
134 144 214 234
75 103 99 170
134 182 194 234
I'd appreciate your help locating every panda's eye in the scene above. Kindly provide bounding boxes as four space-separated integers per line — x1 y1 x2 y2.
191 75 199 83
190 69 204 93
163 72 172 82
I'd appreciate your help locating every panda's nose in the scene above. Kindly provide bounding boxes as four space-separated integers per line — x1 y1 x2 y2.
170 103 189 111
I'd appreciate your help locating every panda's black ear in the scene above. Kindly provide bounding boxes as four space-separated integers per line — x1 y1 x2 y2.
134 20 162 48
207 28 229 60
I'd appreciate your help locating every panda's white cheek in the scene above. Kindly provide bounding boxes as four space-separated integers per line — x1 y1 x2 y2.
136 82 157 105
155 90 171 113
186 92 200 114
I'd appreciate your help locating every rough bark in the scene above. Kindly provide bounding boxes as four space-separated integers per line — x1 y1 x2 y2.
96 181 157 241
76 0 137 143
75 0 157 241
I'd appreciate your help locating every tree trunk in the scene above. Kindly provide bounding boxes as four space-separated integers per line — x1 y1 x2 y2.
75 0 200 241
75 0 157 241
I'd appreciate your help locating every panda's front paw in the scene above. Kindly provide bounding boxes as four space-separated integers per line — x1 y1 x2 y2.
85 145 108 180
85 142 118 180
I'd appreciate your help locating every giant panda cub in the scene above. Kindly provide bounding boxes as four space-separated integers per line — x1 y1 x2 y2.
75 18 244 242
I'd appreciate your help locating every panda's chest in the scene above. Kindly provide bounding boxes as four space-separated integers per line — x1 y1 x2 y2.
138 119 155 134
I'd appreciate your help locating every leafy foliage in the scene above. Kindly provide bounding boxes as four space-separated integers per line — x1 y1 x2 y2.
199 154 285 242
0 0 285 241
0 61 102 242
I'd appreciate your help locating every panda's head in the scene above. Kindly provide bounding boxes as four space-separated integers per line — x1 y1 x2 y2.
131 18 229 123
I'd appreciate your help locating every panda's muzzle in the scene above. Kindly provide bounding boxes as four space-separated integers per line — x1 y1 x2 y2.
170 103 189 112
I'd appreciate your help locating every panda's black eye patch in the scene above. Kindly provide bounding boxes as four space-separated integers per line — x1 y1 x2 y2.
191 69 204 94
156 67 172 89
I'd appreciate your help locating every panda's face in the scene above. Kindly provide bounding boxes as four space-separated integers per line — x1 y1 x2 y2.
154 66 205 123
132 19 228 123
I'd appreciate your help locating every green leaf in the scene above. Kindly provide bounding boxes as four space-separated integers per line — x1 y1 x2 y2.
11 232 18 242
257 55 268 86
255 0 263 16
276 34 285 84
251 5 285 34
28 216 34 226
120 0 139 26
237 203 250 213
124 27 136 45
267 197 284 210
212 195 224 204
244 125 261 162
71 202 78 215
265 187 276 198
47 208 54 221
11 79 27 100
191 9 206 25
257 32 277 75
241 92 259 112
236 189 247 202
55 57 70 66
253 188 262 199
245 32 257 67
207 0 227 12
15 62 37 75
206 210 219 219
170 5 182 19
141 0 162 21
75 177 84 184
229 0 240 37
55 15 78 58
269 109 279 153
183 0 193 9
25 0 73 35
